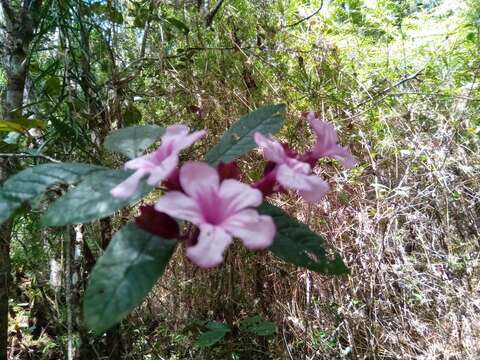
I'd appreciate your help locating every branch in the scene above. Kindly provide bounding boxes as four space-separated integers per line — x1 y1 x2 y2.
0 153 60 162
356 67 425 108
287 1 323 28
205 0 225 28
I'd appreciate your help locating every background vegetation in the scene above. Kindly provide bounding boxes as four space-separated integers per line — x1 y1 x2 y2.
1 0 479 358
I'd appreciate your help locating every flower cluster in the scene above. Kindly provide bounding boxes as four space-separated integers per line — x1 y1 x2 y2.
111 113 355 268
253 112 356 202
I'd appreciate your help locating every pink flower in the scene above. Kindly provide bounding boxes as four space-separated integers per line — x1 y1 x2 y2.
111 124 206 199
154 161 275 268
254 133 330 202
303 112 356 169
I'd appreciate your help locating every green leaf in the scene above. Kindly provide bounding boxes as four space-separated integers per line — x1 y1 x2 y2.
43 77 62 97
104 125 165 159
14 117 47 130
83 223 176 334
206 104 286 165
166 17 190 35
466 32 476 42
194 322 230 348
122 104 142 126
0 121 26 133
258 202 349 275
240 316 276 336
41 169 153 226
0 118 46 132
0 163 104 224
205 321 230 332
0 192 22 223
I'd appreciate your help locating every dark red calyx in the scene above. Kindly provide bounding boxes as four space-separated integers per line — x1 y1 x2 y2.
218 161 241 181
135 205 180 239
163 168 183 192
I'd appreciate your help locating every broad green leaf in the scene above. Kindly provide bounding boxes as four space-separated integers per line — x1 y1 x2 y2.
239 316 276 336
258 202 349 275
104 125 165 159
166 17 189 35
0 163 104 224
205 321 230 332
41 169 152 226
122 104 142 126
206 104 286 166
83 223 176 334
194 322 230 348
0 192 22 224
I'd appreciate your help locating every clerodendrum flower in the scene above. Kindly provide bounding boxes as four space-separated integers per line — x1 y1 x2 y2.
154 161 276 268
254 133 330 202
111 124 206 199
302 112 356 169
253 112 356 202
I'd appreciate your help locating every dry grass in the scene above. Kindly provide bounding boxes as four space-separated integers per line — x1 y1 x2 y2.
130 79 480 359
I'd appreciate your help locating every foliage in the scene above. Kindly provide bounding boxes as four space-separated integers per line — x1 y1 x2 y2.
206 104 286 165
84 223 176 334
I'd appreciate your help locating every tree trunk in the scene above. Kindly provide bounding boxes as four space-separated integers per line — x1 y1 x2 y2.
0 1 43 358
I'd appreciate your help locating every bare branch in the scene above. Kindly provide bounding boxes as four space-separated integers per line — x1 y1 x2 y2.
287 1 324 28
355 67 425 108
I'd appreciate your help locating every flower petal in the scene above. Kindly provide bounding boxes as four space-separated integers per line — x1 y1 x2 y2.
110 169 147 199
186 224 232 268
327 146 356 169
276 163 313 191
162 124 190 140
146 153 178 186
307 115 356 168
308 116 339 149
124 153 156 171
222 210 275 250
298 175 330 203
154 191 203 224
254 132 287 164
171 130 206 153
180 161 220 199
277 164 330 202
219 179 263 213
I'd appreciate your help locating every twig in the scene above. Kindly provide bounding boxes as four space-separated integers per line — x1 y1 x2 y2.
287 1 324 28
0 152 60 163
355 67 425 108
205 0 225 28
282 326 295 360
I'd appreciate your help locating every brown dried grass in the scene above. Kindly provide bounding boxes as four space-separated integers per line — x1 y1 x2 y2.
132 78 480 359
